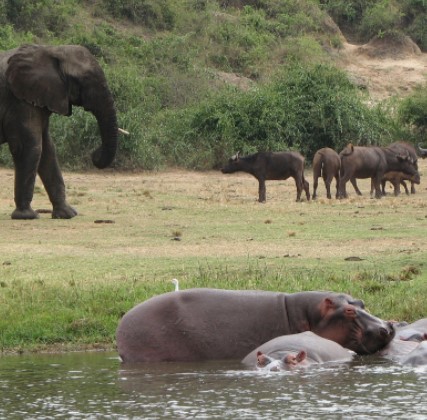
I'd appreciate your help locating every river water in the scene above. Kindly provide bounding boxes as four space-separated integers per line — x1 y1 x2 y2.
0 351 426 419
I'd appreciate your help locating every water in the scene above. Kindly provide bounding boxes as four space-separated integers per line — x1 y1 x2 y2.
0 351 426 419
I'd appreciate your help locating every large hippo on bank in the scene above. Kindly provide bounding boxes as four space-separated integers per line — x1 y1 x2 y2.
242 331 354 370
116 289 395 363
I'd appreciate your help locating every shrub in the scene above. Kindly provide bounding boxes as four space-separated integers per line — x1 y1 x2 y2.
141 63 399 170
359 0 403 41
398 86 427 136
100 0 175 30
1 0 77 37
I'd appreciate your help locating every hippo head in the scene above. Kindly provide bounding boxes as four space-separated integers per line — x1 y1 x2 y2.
313 296 395 355
256 350 307 371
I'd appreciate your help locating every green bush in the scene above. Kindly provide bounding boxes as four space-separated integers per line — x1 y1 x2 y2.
359 0 403 41
100 0 175 30
398 86 427 136
1 0 77 37
139 63 399 170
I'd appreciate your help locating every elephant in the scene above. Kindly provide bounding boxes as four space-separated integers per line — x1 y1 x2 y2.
0 44 118 219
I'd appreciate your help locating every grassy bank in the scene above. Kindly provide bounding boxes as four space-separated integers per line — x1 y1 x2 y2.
0 163 426 354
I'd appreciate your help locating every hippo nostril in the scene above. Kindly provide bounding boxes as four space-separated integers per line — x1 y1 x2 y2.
380 327 390 337
380 323 395 337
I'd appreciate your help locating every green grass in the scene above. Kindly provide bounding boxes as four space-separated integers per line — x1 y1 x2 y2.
0 166 426 353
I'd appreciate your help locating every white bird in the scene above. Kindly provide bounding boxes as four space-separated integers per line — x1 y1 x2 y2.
171 278 179 291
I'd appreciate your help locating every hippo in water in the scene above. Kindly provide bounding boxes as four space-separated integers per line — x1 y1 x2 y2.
116 289 395 363
395 318 427 342
399 341 427 366
242 331 355 370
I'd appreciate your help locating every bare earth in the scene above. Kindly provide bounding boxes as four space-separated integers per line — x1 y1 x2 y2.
337 39 427 102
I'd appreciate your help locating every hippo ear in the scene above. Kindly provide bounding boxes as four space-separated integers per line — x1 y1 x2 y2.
296 350 306 363
257 351 267 367
344 305 357 320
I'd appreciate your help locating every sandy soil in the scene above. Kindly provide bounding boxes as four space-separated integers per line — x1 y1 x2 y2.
337 38 427 102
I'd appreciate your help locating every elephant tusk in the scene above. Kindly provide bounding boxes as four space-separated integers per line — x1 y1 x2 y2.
118 128 130 135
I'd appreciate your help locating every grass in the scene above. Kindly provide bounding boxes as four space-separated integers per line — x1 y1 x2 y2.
0 162 426 354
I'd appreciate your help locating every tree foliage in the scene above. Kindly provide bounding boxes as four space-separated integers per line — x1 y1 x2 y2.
0 0 426 170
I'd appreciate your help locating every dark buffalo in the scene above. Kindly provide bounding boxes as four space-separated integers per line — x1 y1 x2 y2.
370 171 421 196
221 151 310 202
338 144 419 199
417 144 427 158
312 147 340 199
116 289 395 363
388 141 419 194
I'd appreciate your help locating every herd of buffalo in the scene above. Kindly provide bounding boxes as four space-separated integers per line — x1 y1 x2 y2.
221 141 426 202
116 288 427 368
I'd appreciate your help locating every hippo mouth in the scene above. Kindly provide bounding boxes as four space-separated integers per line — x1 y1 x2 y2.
349 320 396 355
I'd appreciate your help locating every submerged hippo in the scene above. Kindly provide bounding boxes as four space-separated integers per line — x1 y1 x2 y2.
396 318 427 342
378 339 420 362
243 331 354 370
116 288 395 363
399 341 427 366
255 350 308 371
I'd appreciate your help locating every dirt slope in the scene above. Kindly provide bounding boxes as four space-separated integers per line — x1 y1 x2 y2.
337 36 427 103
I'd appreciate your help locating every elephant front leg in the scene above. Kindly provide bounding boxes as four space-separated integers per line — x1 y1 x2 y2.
10 144 41 220
38 130 77 219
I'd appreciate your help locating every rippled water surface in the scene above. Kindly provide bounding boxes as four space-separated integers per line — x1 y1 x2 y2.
1 351 426 419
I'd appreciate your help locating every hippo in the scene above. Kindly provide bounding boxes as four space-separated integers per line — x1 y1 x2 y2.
242 331 354 370
399 341 427 366
255 350 309 371
396 318 427 342
378 339 420 362
116 289 395 363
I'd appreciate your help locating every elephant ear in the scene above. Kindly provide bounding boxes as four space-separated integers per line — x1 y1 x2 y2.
6 44 70 116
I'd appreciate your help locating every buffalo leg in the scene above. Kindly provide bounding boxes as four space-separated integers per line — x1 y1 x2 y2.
303 177 310 201
324 174 333 199
294 176 303 202
334 174 340 199
258 178 267 202
350 178 362 195
372 175 382 198
312 175 319 200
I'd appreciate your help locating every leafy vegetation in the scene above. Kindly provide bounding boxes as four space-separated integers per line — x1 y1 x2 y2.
0 0 426 170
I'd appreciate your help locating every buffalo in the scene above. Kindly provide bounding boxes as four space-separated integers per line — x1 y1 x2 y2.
388 142 419 194
221 151 310 203
417 144 427 159
371 171 421 196
312 147 340 199
338 144 419 199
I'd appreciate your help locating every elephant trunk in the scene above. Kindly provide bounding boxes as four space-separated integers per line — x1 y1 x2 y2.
90 94 119 169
